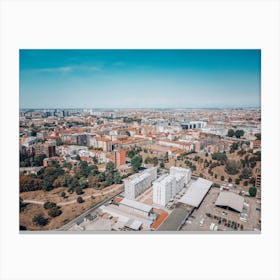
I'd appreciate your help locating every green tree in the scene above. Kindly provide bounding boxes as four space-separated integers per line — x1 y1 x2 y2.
131 155 143 172
235 130 245 139
77 196 84 203
32 214 49 226
48 207 62 217
44 201 57 209
160 161 165 168
61 191 66 198
221 175 225 181
225 160 240 175
152 157 159 166
255 133 261 140
227 129 235 137
114 172 122 184
106 162 115 173
75 187 84 195
249 186 257 197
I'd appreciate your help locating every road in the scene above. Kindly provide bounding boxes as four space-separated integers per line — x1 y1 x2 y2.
57 190 124 231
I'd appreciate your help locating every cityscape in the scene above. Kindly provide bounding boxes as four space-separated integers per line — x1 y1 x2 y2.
19 50 261 232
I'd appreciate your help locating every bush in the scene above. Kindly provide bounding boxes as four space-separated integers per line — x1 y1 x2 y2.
32 214 49 226
77 196 84 203
249 187 257 197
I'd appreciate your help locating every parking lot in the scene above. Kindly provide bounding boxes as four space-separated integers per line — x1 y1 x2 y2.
181 187 261 232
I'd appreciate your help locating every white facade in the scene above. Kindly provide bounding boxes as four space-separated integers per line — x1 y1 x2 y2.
153 173 185 207
124 167 157 199
170 166 192 185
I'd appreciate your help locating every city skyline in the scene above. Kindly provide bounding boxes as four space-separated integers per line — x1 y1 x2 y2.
20 49 261 109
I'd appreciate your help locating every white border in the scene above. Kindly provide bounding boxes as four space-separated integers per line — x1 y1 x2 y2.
1 1 280 280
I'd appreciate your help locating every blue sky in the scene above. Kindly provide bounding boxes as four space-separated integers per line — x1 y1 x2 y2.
19 49 261 109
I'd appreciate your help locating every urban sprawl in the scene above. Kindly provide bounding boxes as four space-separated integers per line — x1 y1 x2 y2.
19 108 261 232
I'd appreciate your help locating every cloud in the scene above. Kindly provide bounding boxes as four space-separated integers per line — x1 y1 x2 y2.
25 64 103 74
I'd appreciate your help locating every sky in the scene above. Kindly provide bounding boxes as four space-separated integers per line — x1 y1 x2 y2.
19 49 261 109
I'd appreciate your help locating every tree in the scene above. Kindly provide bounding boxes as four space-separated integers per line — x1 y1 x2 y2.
44 201 57 209
106 162 115 173
160 161 165 168
228 177 232 183
221 175 225 181
104 173 114 187
152 157 159 166
249 186 257 197
144 157 151 164
225 160 240 175
227 129 235 137
235 130 245 139
131 155 143 172
114 172 122 184
211 153 227 162
255 133 261 140
88 175 99 188
77 196 84 203
61 191 66 198
212 183 220 188
235 178 240 185
48 207 62 217
32 214 49 226
230 142 239 153
76 187 84 195
241 167 252 179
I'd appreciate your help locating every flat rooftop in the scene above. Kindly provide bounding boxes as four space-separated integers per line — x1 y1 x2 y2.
179 178 213 207
158 206 190 231
119 198 153 213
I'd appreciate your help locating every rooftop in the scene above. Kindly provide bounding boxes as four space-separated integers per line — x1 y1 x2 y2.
179 178 213 207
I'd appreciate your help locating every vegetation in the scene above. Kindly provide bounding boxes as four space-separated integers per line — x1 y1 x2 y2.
249 186 257 197
77 196 84 203
225 160 240 175
20 153 47 167
131 155 143 172
211 152 227 162
32 214 49 226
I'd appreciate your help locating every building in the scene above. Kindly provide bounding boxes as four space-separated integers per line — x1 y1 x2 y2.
179 178 213 208
181 121 207 130
124 167 157 199
118 198 153 217
96 138 112 152
153 175 175 206
215 191 244 213
170 166 192 185
113 149 126 167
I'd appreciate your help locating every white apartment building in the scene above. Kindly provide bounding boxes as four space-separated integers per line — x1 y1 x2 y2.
170 166 192 185
153 167 191 207
124 167 157 200
153 174 185 207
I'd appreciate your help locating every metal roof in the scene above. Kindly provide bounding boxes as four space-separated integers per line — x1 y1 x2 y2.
179 178 213 207
158 207 190 231
119 198 152 213
215 191 244 213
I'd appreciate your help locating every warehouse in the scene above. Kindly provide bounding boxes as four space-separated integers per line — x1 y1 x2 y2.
119 198 153 217
179 178 213 208
158 204 191 231
215 191 244 213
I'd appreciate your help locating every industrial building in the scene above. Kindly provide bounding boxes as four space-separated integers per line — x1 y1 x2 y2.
215 191 245 213
179 178 213 208
124 167 157 199
118 198 153 217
